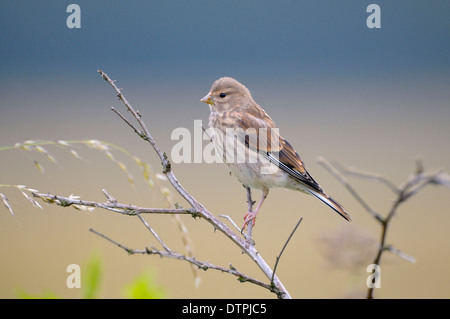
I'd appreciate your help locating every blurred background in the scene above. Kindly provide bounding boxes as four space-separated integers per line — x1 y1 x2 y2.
1 1 449 298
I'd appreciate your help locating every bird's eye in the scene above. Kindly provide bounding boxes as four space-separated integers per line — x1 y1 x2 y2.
219 93 226 98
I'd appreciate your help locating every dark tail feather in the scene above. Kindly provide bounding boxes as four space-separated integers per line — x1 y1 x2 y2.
308 189 351 221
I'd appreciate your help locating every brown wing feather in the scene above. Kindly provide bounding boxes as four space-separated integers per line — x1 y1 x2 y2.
234 106 281 153
277 138 322 192
233 105 322 192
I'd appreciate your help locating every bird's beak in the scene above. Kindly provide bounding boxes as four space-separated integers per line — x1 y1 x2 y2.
200 93 214 105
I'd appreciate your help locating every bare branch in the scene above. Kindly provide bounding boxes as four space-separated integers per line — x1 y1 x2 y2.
98 70 168 170
219 215 243 233
89 228 280 294
401 170 445 201
110 107 144 138
271 218 303 286
136 213 172 252
102 189 117 203
383 245 416 264
317 156 384 222
320 157 448 299
335 164 399 194
32 192 199 217
89 228 135 254
434 171 450 188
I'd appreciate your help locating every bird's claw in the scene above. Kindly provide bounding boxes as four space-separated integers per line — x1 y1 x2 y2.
241 211 257 232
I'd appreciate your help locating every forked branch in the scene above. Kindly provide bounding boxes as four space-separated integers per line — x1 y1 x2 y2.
318 157 449 299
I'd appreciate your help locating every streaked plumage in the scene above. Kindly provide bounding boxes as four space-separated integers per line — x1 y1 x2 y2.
201 77 350 228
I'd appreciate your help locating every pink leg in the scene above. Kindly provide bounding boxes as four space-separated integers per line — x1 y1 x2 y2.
243 189 269 230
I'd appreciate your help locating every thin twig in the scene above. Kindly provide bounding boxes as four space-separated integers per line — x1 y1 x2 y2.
402 171 444 202
89 228 135 254
136 213 172 252
110 107 144 138
102 189 117 203
271 218 303 285
383 245 416 264
335 164 399 194
219 215 243 233
317 156 384 222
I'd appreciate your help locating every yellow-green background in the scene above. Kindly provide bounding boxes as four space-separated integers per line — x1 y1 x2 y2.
1 1 449 298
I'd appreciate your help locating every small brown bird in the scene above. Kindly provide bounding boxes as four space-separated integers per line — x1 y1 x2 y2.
201 77 350 229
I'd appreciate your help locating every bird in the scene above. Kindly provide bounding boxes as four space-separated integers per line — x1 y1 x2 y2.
200 77 350 229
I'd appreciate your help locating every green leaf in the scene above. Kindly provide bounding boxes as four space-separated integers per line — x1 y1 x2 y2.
122 269 165 299
81 253 102 299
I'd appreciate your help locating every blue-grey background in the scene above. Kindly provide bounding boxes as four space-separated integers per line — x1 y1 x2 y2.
1 1 449 299
2 1 449 78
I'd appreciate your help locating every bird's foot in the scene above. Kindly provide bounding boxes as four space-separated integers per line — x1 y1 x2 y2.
241 211 257 231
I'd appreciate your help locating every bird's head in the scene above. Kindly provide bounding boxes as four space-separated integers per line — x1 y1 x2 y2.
200 77 253 112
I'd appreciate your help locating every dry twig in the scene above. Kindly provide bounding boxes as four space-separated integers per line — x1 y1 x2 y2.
318 157 448 299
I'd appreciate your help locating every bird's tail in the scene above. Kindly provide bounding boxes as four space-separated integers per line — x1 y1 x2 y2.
308 189 351 221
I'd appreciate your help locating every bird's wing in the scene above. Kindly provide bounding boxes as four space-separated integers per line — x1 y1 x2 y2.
235 109 322 192
234 108 351 221
270 138 322 192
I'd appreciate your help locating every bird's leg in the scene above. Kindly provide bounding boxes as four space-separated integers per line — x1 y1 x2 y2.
242 189 268 230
